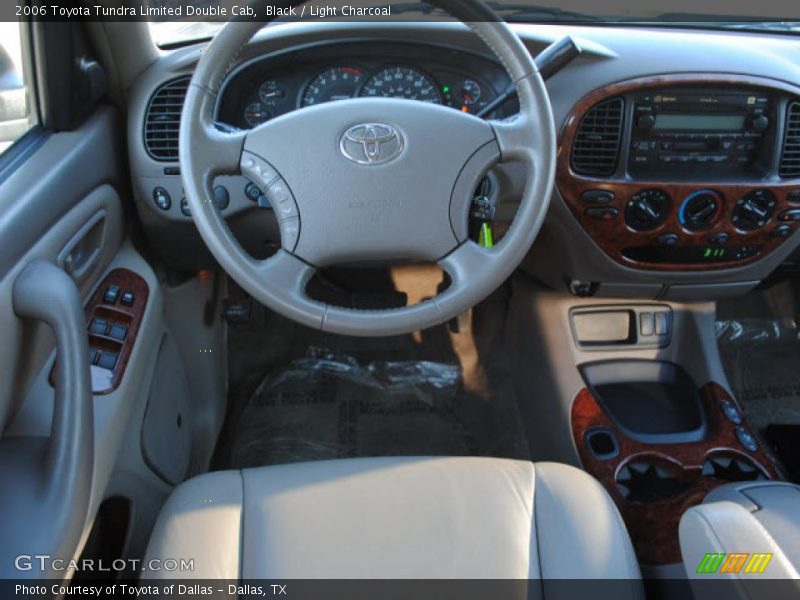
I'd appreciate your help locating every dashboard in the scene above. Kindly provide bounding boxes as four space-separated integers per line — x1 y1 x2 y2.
216 41 515 129
127 22 800 301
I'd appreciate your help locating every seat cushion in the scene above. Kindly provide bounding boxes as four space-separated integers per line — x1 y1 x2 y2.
145 457 641 584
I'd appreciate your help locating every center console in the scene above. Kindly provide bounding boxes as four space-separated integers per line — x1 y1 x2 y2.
558 74 800 271
571 359 780 565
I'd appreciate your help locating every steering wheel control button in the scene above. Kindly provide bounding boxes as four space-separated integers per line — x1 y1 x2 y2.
584 207 618 221
241 152 280 188
214 186 230 211
280 219 300 251
89 318 109 336
721 400 743 425
267 179 298 221
581 189 615 205
245 182 264 203
735 427 758 452
103 285 120 304
152 187 171 211
180 197 191 217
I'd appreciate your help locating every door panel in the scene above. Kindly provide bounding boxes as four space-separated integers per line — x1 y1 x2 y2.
0 107 124 432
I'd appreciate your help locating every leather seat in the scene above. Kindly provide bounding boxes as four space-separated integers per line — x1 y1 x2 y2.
145 457 642 586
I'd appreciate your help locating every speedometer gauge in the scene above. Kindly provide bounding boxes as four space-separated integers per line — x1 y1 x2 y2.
302 67 365 107
360 66 441 103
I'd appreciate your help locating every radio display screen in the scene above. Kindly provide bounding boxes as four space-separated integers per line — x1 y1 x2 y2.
653 114 745 131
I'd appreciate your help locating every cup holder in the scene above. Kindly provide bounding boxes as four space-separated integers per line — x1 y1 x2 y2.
702 452 767 482
616 456 690 503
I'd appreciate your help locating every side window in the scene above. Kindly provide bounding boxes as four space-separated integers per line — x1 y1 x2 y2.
0 20 36 155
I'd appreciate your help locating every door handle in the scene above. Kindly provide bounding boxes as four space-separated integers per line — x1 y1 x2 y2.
57 210 107 285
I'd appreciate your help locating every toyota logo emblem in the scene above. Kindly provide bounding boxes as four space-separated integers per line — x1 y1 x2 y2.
340 123 404 165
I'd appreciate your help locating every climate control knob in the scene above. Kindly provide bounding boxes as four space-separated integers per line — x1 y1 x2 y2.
679 190 723 231
732 189 777 231
625 188 671 232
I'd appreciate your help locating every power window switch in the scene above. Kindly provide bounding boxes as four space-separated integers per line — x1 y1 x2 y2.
639 312 655 337
103 285 121 304
108 324 128 342
88 348 99 365
655 311 670 336
120 292 134 306
96 352 118 371
89 318 109 335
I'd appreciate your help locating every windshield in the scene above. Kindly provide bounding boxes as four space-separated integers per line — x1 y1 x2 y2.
147 0 800 47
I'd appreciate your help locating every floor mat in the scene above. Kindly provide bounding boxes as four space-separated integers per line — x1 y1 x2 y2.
215 278 530 469
716 318 800 432
230 349 480 467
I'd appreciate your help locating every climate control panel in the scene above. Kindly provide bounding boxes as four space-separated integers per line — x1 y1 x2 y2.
562 182 800 270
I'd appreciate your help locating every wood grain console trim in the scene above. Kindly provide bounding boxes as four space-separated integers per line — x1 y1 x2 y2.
50 269 149 395
557 74 800 271
571 382 780 566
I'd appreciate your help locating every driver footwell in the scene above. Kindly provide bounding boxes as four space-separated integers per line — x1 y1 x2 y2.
213 275 530 469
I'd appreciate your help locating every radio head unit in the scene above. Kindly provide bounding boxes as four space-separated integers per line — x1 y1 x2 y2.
628 88 775 178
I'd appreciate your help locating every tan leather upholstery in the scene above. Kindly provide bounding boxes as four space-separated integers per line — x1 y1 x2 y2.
145 457 642 586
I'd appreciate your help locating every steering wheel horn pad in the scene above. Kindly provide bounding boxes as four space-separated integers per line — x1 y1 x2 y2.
242 98 496 266
180 1 556 336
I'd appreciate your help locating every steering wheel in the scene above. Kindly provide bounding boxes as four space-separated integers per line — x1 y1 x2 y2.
180 0 556 337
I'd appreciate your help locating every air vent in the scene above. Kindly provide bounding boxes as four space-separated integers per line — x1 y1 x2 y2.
144 76 191 161
571 97 624 177
780 101 800 178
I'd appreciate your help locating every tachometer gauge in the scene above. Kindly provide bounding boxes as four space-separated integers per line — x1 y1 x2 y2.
360 66 441 103
460 79 482 106
259 80 285 107
244 102 270 127
302 67 365 107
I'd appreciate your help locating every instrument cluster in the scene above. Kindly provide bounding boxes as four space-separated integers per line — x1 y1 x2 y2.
223 59 501 129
